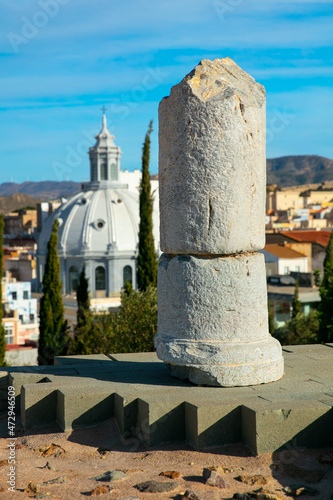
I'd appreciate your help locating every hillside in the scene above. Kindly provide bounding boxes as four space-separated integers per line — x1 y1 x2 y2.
0 181 80 199
0 193 42 214
0 156 332 199
267 155 333 187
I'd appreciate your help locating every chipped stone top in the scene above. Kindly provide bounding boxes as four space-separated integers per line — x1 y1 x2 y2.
168 57 265 107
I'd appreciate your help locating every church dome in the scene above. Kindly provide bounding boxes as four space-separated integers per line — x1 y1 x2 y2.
37 112 159 296
38 187 142 257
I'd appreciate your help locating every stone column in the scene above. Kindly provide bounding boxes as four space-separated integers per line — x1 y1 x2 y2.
155 58 284 387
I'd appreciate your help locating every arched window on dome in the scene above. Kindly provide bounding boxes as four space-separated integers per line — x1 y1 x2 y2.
69 266 79 294
95 266 106 291
110 163 117 180
123 265 133 287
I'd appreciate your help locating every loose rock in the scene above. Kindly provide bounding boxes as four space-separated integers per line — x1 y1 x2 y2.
203 468 229 488
38 476 66 485
39 444 65 457
90 485 112 496
90 470 127 482
134 480 178 493
235 475 268 486
318 451 333 464
233 488 284 500
183 490 201 500
159 470 182 479
96 447 111 456
283 484 319 496
117 497 139 500
26 481 38 494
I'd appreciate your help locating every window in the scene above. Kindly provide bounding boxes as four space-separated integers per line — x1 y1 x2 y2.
95 266 106 291
101 162 108 180
23 290 29 300
123 266 133 287
4 325 14 345
30 314 35 323
295 266 300 272
69 266 79 294
91 161 98 181
111 163 117 180
284 266 289 275
12 292 17 300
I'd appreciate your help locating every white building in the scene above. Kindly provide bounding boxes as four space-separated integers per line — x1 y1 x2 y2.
259 243 308 276
2 279 39 345
37 113 159 297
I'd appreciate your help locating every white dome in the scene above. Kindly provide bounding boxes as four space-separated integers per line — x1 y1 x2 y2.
38 187 145 257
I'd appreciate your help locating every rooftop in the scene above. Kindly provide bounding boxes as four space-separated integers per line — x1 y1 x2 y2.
280 230 331 247
264 243 307 259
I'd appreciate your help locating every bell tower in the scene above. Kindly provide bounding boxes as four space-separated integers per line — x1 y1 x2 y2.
88 107 122 185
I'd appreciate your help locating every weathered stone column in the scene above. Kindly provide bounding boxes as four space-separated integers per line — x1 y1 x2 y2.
155 58 284 387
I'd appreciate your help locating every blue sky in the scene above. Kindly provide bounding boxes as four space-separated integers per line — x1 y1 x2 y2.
1 0 333 184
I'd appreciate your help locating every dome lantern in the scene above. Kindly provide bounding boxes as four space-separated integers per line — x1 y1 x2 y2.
87 108 123 187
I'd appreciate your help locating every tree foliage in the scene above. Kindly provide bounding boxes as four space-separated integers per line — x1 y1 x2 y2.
274 309 319 346
38 220 69 365
112 285 157 353
317 232 333 343
76 265 89 323
0 214 7 366
137 120 157 291
69 285 157 356
70 265 98 355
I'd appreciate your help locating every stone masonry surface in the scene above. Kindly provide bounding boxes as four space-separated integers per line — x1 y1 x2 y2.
1 346 332 455
155 57 284 386
159 57 266 255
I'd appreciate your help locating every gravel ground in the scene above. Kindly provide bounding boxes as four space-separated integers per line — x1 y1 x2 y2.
0 414 332 500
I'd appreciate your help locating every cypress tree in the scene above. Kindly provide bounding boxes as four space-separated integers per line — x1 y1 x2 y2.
38 220 69 365
76 265 90 323
317 231 333 343
70 265 93 355
0 215 7 366
291 279 302 320
137 120 157 291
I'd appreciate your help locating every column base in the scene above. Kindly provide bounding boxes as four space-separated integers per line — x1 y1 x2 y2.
166 357 284 388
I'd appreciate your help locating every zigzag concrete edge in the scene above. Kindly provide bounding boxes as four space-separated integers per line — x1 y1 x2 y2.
1 346 333 455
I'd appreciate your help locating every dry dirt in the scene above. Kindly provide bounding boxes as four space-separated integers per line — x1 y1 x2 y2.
0 416 332 500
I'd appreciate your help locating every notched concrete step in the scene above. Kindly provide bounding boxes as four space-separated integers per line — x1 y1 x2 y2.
242 399 333 455
185 401 242 450
5 347 333 454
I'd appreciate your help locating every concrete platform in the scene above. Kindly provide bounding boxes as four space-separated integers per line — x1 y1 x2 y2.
1 345 333 454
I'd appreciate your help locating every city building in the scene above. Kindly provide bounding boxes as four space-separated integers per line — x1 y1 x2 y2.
4 209 37 236
259 243 308 276
266 230 331 272
2 278 38 345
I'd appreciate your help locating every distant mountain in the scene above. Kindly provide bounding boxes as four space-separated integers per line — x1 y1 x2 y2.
0 193 42 214
1 156 333 200
267 155 333 188
0 181 81 199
